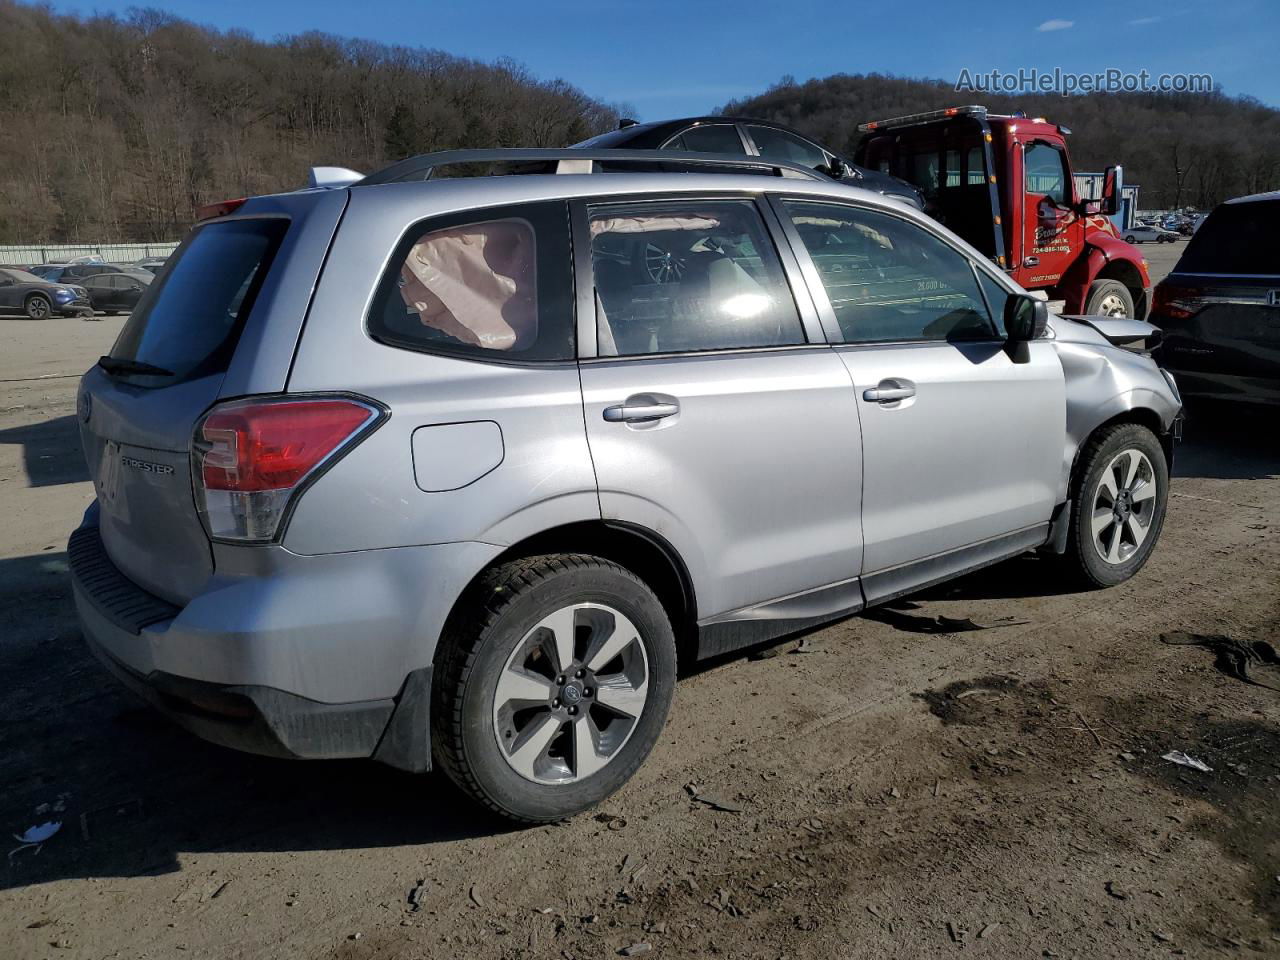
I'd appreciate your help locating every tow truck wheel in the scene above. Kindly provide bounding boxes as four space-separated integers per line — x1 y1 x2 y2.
1084 279 1133 318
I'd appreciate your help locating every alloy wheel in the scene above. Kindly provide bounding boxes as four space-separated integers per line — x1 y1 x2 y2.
644 243 686 284
1096 292 1129 317
1091 449 1158 564
27 297 49 319
492 603 649 784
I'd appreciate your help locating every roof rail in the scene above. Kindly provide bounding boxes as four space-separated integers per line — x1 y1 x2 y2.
857 105 988 133
355 149 829 186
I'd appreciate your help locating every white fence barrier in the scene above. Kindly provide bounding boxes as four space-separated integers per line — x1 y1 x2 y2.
0 242 180 266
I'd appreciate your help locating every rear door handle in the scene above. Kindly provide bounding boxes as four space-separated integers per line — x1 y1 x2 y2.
862 381 916 403
603 401 680 423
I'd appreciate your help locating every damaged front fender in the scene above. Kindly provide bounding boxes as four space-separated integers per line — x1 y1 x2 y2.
1048 316 1183 499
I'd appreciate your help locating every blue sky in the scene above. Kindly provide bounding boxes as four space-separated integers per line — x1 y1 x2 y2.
55 0 1279 116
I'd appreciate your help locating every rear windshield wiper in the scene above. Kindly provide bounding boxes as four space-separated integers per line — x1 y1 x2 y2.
97 356 175 377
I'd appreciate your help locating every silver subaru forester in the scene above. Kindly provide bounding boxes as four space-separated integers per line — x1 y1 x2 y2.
70 149 1182 822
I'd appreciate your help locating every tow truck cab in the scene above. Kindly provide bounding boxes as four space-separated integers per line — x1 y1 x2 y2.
855 105 1151 318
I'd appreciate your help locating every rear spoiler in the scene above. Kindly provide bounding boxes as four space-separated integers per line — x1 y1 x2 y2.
1059 315 1162 351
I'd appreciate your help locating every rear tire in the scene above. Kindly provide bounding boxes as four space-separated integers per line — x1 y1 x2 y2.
433 554 676 823
1084 278 1134 318
1063 422 1168 588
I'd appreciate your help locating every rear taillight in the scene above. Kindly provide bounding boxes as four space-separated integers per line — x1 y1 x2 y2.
1150 283 1200 322
192 396 384 541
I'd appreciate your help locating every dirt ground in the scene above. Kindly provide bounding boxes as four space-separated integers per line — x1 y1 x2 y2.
2 260 1278 960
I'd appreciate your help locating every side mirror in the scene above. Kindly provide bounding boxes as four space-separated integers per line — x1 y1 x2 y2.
1004 293 1049 342
1099 164 1123 217
824 159 851 179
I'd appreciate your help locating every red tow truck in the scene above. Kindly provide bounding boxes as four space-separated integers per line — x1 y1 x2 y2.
855 105 1150 318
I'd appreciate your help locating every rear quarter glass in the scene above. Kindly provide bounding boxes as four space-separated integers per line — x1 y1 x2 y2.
108 218 289 385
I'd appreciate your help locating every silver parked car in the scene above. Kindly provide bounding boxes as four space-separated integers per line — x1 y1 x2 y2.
70 149 1182 822
1123 224 1180 244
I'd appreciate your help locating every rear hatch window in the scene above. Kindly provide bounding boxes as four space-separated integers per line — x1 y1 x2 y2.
82 216 289 606
107 218 288 384
1177 200 1279 276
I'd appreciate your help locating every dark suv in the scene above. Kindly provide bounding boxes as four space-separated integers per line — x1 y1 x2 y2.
1152 191 1280 406
576 117 924 209
0 267 91 318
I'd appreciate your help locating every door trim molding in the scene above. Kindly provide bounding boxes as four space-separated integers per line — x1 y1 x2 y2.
861 523 1049 606
692 524 1051 661
695 576 865 660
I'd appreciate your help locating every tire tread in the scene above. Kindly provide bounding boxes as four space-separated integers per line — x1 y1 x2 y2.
1064 421 1166 588
432 553 653 823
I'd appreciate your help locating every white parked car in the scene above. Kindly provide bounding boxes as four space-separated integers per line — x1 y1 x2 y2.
1123 225 1179 244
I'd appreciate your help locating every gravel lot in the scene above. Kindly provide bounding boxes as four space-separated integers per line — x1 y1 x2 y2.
1 257 1277 960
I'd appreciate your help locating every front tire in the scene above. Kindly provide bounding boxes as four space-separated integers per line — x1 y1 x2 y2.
1084 278 1134 318
1063 422 1168 587
24 295 51 320
433 554 677 823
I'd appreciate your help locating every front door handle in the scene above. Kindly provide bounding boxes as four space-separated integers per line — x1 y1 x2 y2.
862 381 916 403
1023 256 1040 267
603 400 680 423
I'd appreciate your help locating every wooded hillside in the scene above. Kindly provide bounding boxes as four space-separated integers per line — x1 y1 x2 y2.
4 1 1277 245
0 2 622 243
721 73 1280 212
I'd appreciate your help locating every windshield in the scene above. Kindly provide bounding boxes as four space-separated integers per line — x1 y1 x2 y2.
573 122 665 147
1176 199 1279 275
108 218 288 383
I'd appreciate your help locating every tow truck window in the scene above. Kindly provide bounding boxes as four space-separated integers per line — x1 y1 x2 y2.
1025 143 1069 206
945 150 961 187
966 147 985 185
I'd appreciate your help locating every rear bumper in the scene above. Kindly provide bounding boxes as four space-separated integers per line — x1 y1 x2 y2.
67 518 499 770
83 623 405 762
1158 368 1280 407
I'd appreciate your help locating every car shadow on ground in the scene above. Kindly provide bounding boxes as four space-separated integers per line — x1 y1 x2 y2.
0 551 517 894
0 415 89 486
1173 400 1280 481
2 402 1274 892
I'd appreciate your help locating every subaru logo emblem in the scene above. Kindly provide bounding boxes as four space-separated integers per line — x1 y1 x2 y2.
77 389 92 423
561 684 582 705
1268 290 1280 308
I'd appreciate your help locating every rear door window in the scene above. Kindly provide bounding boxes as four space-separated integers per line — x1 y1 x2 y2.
1178 200 1279 275
744 126 830 171
108 218 288 383
588 198 806 356
666 124 746 154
